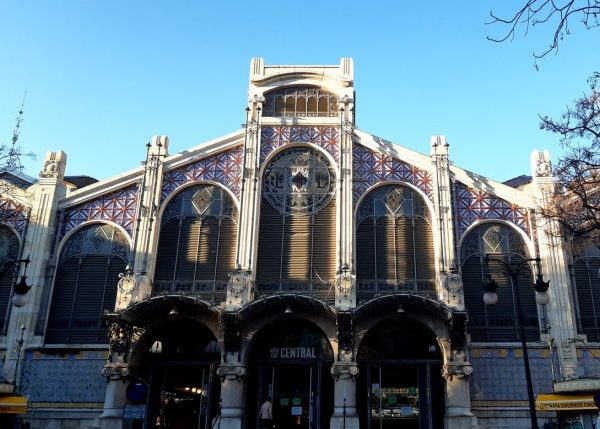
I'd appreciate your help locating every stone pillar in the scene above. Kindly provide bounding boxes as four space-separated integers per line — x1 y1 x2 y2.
530 149 579 380
216 364 246 429
4 151 68 386
336 89 356 310
98 320 130 429
330 361 359 429
438 313 478 429
443 376 477 429
131 136 168 302
430 136 463 308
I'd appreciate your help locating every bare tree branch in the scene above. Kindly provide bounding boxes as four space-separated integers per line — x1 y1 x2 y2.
488 0 600 58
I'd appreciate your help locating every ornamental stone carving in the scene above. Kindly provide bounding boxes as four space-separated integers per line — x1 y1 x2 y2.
101 362 130 381
331 362 359 380
441 361 473 380
39 150 66 179
216 365 246 381
107 320 129 355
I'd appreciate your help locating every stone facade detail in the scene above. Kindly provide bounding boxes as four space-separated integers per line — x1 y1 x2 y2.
216 365 247 381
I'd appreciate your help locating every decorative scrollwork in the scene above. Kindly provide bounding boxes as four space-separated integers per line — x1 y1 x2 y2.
107 320 129 355
336 264 354 297
216 365 246 381
331 363 359 380
101 362 130 381
441 362 473 380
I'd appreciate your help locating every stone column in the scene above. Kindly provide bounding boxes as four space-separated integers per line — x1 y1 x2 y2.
4 151 68 387
236 86 263 282
530 149 579 380
335 91 356 310
330 361 359 429
99 320 130 429
216 364 246 429
430 136 463 308
438 314 478 429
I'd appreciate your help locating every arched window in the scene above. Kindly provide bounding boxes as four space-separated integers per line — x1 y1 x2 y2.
356 185 435 301
154 184 238 303
46 224 128 344
461 223 540 342
571 241 600 341
0 225 20 334
263 86 339 117
256 147 336 300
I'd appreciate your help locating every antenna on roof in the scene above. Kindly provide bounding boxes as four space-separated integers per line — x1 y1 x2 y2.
7 91 27 171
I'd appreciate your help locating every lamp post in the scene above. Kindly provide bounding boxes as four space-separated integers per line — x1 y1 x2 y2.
0 256 32 307
482 255 550 429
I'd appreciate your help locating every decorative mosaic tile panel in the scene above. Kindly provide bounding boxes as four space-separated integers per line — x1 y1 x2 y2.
260 126 339 163
353 143 433 205
454 182 530 238
469 352 554 401
20 351 107 402
61 184 139 238
580 354 600 378
162 145 243 201
0 198 28 235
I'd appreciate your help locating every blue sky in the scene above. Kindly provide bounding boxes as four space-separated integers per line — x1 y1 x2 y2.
1 1 598 183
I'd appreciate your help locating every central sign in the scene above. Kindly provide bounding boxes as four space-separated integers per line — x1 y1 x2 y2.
270 347 317 359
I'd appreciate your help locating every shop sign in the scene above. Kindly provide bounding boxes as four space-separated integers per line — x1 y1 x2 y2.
0 396 27 414
123 404 146 420
269 347 317 359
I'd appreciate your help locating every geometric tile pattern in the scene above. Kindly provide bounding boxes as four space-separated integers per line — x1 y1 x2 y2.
260 126 339 163
20 350 107 403
580 353 600 378
61 184 139 239
352 143 433 205
0 198 28 235
161 145 243 201
454 181 530 239
470 351 554 401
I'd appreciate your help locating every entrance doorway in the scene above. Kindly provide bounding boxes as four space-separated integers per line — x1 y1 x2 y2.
247 319 334 429
358 320 444 429
135 318 221 429
146 363 218 429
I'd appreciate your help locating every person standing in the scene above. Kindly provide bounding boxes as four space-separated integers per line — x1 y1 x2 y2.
259 397 273 429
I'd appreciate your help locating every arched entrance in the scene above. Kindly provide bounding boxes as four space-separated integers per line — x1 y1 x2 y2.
246 319 334 429
137 317 221 429
357 319 445 429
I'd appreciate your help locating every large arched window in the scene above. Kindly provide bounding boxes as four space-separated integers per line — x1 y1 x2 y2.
46 223 128 344
154 184 238 303
571 241 600 341
255 147 336 300
355 185 435 301
263 86 339 117
0 225 20 334
461 223 540 342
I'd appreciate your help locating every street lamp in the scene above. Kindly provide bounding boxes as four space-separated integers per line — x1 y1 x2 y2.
482 255 550 429
0 256 32 307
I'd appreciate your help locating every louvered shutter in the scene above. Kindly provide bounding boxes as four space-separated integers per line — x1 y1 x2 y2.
574 258 600 341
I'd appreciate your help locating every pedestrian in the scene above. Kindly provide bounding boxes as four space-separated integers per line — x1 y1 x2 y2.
259 397 273 429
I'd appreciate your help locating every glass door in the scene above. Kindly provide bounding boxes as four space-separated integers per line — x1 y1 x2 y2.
258 364 319 429
368 364 431 429
146 364 217 429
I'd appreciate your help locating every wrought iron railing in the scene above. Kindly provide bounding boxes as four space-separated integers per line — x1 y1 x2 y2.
152 280 228 304
357 279 437 304
254 281 336 304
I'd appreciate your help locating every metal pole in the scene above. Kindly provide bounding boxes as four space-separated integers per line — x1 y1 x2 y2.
510 270 539 429
343 397 346 429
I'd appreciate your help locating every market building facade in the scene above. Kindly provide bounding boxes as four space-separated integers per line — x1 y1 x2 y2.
1 58 600 429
